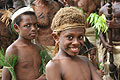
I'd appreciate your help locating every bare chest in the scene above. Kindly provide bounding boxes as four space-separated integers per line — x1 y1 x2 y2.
16 46 41 69
60 60 91 80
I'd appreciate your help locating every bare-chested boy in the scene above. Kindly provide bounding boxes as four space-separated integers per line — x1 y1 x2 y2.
46 6 102 80
2 6 46 80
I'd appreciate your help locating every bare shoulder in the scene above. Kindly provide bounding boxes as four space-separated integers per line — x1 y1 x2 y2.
5 42 18 57
46 59 60 71
78 55 89 62
46 59 61 79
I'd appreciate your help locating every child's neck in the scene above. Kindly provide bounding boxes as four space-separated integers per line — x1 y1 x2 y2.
18 36 33 45
56 49 77 59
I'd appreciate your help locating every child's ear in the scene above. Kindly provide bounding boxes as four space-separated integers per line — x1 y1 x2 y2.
52 33 59 42
13 24 20 33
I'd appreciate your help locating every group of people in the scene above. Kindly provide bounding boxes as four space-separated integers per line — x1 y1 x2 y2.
0 0 120 80
1 5 103 80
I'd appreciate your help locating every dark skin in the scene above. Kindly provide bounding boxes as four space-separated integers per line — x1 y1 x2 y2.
0 20 12 52
58 0 102 75
46 27 102 80
58 0 100 15
2 14 45 80
99 1 120 53
32 0 61 46
13 0 25 9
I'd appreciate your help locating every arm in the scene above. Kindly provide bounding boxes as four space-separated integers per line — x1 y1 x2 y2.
89 62 102 80
2 46 17 80
99 6 113 53
87 58 102 80
99 31 113 52
81 56 102 80
2 68 11 80
46 60 61 80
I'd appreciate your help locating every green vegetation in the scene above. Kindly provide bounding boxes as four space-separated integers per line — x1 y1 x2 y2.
0 48 18 80
0 44 52 79
76 7 88 16
39 45 52 75
87 13 108 38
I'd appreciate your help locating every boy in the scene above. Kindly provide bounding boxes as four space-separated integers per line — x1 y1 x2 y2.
2 6 46 80
46 7 102 80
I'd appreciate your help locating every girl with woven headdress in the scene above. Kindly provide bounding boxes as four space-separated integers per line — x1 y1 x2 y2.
46 6 102 80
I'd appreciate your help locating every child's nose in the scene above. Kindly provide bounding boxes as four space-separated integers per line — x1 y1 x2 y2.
31 25 36 31
72 39 80 45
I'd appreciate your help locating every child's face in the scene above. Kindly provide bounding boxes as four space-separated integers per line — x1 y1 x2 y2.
58 27 85 56
18 14 38 40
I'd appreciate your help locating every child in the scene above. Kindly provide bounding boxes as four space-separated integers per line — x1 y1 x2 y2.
46 6 102 80
2 6 46 80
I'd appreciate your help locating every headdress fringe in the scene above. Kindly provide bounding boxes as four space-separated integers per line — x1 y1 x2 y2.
0 8 14 27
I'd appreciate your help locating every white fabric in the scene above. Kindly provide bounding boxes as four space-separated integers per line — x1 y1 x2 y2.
11 7 34 23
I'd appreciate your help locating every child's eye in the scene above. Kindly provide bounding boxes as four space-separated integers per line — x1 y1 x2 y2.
24 24 31 28
66 36 73 40
78 35 83 40
34 23 38 28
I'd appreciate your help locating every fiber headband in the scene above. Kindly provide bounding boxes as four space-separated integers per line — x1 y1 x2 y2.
11 7 34 23
52 23 85 32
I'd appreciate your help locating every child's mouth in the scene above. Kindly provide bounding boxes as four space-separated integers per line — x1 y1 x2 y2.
70 47 79 53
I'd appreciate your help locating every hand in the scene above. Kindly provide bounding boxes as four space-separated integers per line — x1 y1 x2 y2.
96 69 104 77
103 42 113 53
35 74 46 80
106 20 113 27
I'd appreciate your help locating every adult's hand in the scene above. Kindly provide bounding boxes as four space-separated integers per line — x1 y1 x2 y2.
103 42 113 53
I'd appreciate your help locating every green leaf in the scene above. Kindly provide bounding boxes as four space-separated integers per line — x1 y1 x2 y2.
39 44 52 75
94 15 99 23
87 13 108 39
0 48 18 80
87 16 90 23
89 13 95 24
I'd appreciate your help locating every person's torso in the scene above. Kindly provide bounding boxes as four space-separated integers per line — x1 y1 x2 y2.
100 2 120 42
53 56 91 80
14 44 41 80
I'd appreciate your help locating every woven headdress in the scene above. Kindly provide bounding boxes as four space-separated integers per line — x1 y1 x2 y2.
51 6 86 33
51 6 86 54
